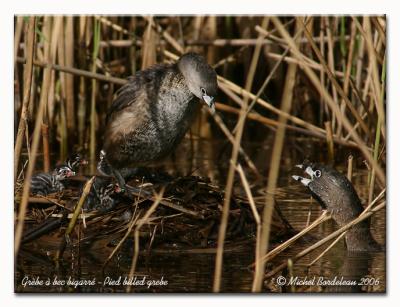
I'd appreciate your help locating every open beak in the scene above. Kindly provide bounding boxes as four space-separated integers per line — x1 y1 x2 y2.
292 162 314 187
114 184 122 193
202 95 215 114
67 170 76 177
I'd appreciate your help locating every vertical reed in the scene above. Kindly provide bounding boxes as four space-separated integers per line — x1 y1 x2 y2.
212 17 268 292
15 15 54 256
291 18 385 184
90 18 101 173
14 17 24 67
253 16 302 292
77 16 87 148
39 16 54 172
324 121 334 163
65 16 75 132
14 17 35 181
57 18 68 161
141 16 157 69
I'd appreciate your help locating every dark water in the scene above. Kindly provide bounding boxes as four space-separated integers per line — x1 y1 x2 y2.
15 138 386 293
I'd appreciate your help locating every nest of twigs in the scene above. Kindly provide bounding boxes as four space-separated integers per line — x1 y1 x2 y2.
18 171 294 258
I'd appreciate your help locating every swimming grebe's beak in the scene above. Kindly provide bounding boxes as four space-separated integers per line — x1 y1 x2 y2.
292 161 316 187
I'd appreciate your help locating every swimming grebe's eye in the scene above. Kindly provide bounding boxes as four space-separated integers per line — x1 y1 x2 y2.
200 87 207 95
314 170 322 178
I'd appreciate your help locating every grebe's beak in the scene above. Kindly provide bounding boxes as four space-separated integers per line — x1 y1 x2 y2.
202 94 215 114
292 161 319 187
67 170 76 177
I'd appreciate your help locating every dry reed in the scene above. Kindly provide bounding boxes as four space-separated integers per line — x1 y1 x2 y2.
253 17 302 292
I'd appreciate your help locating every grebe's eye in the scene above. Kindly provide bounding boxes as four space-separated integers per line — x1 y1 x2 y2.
200 87 207 95
314 170 322 178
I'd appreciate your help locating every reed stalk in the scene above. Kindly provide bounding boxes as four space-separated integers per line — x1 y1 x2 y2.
325 17 338 132
324 121 334 163
337 21 357 137
347 155 354 181
90 18 101 173
368 56 385 204
78 16 87 148
14 16 24 67
212 80 248 293
212 17 269 292
141 16 157 69
65 16 75 132
276 17 385 185
235 162 262 291
253 17 302 292
14 16 36 182
303 19 371 139
14 16 54 257
57 22 68 162
41 123 50 171
354 17 386 138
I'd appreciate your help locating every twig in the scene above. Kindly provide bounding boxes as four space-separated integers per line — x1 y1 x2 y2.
364 188 385 212
56 176 95 260
209 99 262 179
127 186 204 218
16 57 126 85
252 210 331 267
126 188 165 293
102 206 140 269
95 16 131 36
145 16 184 54
215 102 358 148
217 76 326 136
307 232 346 266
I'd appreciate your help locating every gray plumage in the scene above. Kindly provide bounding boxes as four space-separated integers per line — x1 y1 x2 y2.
83 176 122 212
62 153 88 172
30 166 75 196
99 53 218 187
292 161 381 251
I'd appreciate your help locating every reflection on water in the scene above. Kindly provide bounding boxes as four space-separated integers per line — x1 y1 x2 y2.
15 138 386 293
